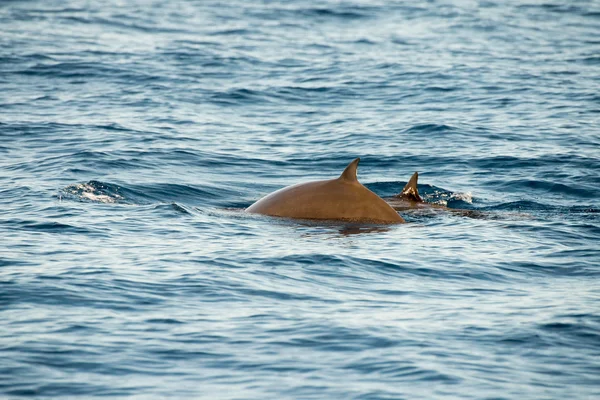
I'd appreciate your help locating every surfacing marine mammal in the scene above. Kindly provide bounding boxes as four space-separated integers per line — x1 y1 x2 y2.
246 158 405 224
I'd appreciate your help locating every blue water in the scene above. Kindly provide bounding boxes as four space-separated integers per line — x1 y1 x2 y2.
1 0 600 398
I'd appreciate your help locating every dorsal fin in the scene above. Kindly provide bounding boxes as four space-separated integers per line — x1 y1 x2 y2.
339 158 360 182
400 172 422 202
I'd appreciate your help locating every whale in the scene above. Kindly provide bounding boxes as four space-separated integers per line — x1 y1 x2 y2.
385 172 488 218
384 171 444 211
246 158 405 223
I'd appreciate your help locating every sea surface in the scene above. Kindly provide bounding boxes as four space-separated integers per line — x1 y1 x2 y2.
1 0 599 398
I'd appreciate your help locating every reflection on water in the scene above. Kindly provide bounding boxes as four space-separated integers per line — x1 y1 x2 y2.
295 221 392 237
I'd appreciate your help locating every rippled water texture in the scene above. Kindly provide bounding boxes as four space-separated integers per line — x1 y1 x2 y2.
1 0 599 398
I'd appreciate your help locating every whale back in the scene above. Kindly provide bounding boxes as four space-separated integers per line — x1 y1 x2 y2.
246 158 404 223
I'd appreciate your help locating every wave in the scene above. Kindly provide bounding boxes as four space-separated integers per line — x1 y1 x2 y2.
59 180 239 208
60 181 139 204
1 219 94 235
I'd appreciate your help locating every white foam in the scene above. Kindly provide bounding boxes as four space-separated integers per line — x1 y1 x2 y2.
70 183 122 203
451 192 473 204
81 192 116 203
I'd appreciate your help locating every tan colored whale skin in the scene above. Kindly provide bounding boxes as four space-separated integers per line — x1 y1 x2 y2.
385 173 487 219
246 158 405 223
384 171 445 211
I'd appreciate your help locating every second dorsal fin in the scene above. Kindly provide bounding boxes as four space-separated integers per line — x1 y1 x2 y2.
339 158 360 182
400 172 423 202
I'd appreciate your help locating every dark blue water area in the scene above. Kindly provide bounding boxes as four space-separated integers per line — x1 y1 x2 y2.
1 0 600 398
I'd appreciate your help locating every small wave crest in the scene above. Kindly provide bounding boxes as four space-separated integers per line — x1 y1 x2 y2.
59 180 235 208
61 181 125 204
450 192 473 204
59 181 157 205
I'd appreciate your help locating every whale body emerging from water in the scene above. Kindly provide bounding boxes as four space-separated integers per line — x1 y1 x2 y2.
385 172 483 218
246 158 406 223
383 171 439 211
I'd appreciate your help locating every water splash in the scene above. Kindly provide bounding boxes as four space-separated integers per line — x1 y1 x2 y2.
61 181 126 204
